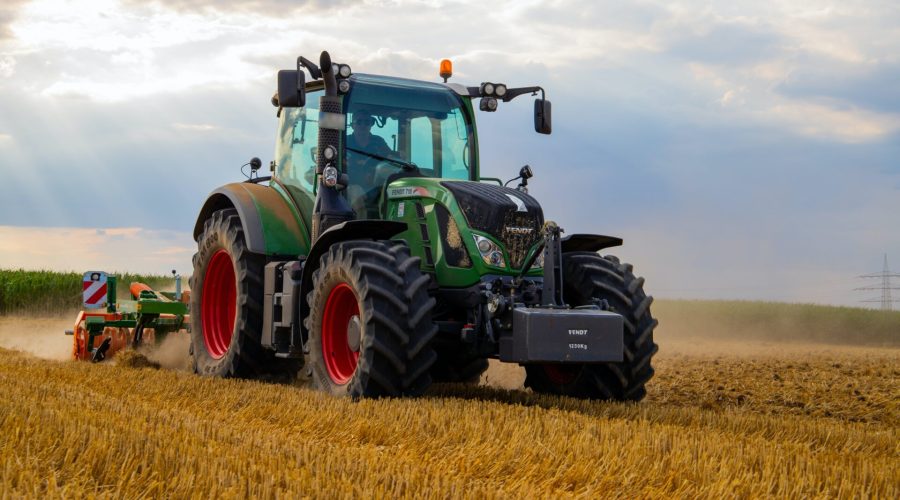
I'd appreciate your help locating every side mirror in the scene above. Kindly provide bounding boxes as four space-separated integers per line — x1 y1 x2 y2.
277 70 305 108
534 99 551 134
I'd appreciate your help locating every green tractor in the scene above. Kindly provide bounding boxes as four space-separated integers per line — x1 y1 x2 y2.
190 51 658 400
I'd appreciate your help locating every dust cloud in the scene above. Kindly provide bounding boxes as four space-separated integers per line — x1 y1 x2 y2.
0 314 74 360
143 331 191 371
478 301 900 390
0 313 192 370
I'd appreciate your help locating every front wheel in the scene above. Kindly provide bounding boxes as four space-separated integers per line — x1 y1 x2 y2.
305 240 437 398
524 252 658 401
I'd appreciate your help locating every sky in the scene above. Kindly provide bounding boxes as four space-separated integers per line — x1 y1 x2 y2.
0 0 898 308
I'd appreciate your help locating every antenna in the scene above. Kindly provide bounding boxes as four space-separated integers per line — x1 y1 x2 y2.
854 254 900 311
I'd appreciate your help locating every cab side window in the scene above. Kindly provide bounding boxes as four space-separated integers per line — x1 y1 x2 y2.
274 89 324 193
409 116 436 175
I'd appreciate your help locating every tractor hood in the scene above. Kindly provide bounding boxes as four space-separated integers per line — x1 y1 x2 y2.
440 181 544 269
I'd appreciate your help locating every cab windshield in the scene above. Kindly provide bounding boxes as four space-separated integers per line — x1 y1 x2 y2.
273 76 476 219
343 75 475 212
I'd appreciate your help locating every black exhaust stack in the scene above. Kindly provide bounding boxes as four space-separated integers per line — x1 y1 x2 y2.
311 50 355 243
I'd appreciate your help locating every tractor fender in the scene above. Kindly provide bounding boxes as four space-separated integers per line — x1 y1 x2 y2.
298 220 408 341
560 233 623 253
193 183 308 256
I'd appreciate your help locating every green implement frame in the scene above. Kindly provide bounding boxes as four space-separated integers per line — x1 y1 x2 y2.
67 274 190 362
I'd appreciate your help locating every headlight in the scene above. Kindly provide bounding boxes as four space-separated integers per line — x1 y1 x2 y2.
495 84 507 97
473 234 506 267
323 165 338 187
339 64 352 78
483 82 495 95
338 80 351 93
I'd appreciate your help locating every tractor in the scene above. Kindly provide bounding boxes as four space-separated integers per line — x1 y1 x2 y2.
190 51 658 400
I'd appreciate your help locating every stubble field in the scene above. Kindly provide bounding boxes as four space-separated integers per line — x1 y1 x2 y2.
0 303 897 498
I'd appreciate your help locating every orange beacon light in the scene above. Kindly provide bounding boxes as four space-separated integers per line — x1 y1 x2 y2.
440 59 452 82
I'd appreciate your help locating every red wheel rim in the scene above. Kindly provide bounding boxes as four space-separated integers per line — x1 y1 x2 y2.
321 283 361 384
201 249 237 359
544 364 579 385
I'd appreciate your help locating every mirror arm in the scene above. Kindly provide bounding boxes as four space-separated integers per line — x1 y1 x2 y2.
465 85 545 102
298 56 321 80
502 86 544 102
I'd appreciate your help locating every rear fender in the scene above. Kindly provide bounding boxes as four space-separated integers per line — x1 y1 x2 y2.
193 183 309 256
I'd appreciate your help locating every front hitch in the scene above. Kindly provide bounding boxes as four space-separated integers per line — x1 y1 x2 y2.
541 221 564 307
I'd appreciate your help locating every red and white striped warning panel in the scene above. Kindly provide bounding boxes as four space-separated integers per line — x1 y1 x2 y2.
82 271 108 309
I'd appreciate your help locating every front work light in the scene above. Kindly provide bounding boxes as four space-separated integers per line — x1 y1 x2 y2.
480 97 498 111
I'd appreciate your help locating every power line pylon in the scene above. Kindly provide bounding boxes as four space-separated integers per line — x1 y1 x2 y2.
855 254 900 311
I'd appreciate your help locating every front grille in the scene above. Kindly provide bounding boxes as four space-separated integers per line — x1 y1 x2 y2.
499 212 542 269
442 181 543 269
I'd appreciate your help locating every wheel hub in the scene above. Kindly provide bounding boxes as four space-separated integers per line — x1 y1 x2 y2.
346 315 361 352
321 283 361 385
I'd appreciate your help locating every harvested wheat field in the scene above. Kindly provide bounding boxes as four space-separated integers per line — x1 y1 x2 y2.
1 312 898 498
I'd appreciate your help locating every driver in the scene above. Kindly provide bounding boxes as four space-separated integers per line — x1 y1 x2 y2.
346 110 392 164
345 110 396 217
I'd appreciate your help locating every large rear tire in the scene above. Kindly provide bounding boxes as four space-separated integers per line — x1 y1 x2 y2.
305 240 437 398
524 252 658 401
190 208 302 381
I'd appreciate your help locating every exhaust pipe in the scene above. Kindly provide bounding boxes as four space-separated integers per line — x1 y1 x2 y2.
311 50 355 243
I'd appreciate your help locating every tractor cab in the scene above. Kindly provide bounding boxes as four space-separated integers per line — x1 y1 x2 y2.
274 74 477 220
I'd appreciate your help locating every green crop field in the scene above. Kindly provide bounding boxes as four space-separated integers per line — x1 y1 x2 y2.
0 269 174 315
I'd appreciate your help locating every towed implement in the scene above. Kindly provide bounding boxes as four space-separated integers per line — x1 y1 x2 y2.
187 51 659 399
65 271 189 362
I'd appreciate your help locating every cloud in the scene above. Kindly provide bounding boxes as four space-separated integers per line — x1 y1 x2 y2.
1 0 898 308
0 55 14 78
0 225 194 275
686 60 900 143
125 0 353 15
0 0 28 41
776 60 900 114
172 122 220 132
765 100 900 143
666 20 785 64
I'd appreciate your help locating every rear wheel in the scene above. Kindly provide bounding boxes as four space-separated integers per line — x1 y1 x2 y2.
525 252 658 401
305 240 437 398
190 208 302 381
